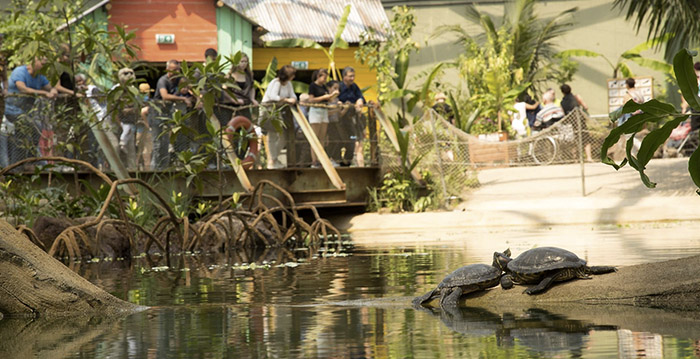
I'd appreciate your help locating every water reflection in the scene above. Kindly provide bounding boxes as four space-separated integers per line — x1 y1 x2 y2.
3 225 700 358
421 306 618 357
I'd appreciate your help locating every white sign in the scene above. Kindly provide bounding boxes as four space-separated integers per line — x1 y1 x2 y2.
606 76 653 113
291 61 308 70
156 34 175 44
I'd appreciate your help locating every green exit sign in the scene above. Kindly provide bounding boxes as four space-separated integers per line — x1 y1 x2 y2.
156 34 175 44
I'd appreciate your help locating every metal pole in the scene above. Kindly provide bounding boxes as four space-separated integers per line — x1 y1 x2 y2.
429 110 448 205
577 109 586 196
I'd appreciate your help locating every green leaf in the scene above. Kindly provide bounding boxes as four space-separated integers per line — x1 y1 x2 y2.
464 108 481 133
262 56 278 88
418 63 444 107
625 34 672 55
266 38 324 51
385 88 414 101
618 62 633 78
329 5 351 54
292 81 308 94
447 92 462 128
558 49 602 58
393 50 410 89
600 112 656 168
674 49 700 111
689 146 700 194
636 115 685 169
628 57 672 74
621 99 676 117
202 92 215 119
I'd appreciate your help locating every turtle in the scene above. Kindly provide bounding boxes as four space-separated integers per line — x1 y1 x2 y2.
492 247 617 295
413 256 507 309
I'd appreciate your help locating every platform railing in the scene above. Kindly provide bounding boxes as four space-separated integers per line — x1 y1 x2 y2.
0 93 381 193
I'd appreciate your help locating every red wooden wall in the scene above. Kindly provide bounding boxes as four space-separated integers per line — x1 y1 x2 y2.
109 0 217 62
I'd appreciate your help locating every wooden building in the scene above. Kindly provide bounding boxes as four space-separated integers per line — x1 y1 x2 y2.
65 0 389 99
221 0 390 101
74 0 262 63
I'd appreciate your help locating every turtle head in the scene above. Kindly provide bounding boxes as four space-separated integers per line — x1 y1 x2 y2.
492 248 512 271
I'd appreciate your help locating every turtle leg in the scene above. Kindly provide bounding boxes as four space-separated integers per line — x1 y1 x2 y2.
524 272 566 295
588 266 617 275
500 274 514 290
440 287 463 309
412 288 438 308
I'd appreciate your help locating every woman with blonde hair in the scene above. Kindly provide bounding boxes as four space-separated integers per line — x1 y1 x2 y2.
228 53 258 121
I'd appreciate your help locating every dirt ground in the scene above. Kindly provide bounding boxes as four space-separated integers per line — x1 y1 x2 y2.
333 158 700 233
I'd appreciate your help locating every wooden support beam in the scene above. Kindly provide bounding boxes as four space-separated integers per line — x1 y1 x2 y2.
373 107 400 152
90 127 138 195
290 105 345 190
208 115 254 192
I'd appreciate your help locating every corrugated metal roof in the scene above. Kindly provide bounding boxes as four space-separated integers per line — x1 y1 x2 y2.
221 0 389 43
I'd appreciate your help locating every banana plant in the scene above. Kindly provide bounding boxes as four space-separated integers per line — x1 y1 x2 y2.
385 62 445 125
264 5 351 80
601 48 700 191
254 56 309 99
559 35 672 78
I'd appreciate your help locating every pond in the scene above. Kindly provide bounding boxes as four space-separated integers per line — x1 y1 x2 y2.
2 221 700 358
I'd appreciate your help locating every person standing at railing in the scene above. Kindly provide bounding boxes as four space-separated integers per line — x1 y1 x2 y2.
1 57 58 168
110 67 140 169
228 53 258 122
261 65 297 169
338 66 367 167
560 84 593 162
150 59 192 170
326 80 349 167
307 68 338 168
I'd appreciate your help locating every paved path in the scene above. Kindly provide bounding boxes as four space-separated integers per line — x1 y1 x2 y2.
337 158 700 232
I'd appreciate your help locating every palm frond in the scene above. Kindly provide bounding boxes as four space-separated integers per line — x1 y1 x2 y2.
613 0 700 60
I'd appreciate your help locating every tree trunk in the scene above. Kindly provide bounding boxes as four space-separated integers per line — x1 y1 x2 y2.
0 219 144 318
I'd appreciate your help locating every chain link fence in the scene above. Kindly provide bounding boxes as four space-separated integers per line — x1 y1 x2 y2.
379 108 614 200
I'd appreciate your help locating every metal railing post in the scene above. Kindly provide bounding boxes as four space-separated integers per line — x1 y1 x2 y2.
429 110 448 205
577 108 586 196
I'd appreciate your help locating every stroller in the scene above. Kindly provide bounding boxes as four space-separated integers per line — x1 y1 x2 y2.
663 120 699 157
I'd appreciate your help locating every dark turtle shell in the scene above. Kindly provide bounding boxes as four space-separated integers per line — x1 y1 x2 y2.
507 247 586 275
437 263 502 289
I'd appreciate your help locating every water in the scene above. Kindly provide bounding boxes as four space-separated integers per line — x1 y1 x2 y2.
3 221 700 358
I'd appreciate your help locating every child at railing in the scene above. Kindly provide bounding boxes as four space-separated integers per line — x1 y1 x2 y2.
306 69 338 168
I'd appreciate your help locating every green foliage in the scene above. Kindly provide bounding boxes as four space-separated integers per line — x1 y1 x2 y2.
0 0 140 88
601 49 700 191
170 190 188 218
549 53 579 84
0 174 118 227
435 0 569 133
355 6 421 110
560 35 673 78
265 5 351 80
125 198 146 227
367 170 437 213
613 0 700 60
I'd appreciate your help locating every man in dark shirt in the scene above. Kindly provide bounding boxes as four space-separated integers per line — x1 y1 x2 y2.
337 66 367 166
149 59 191 169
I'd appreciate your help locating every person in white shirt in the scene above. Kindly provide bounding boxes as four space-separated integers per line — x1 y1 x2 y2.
261 65 297 169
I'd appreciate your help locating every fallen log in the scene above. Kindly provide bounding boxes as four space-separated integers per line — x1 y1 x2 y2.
0 219 144 318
